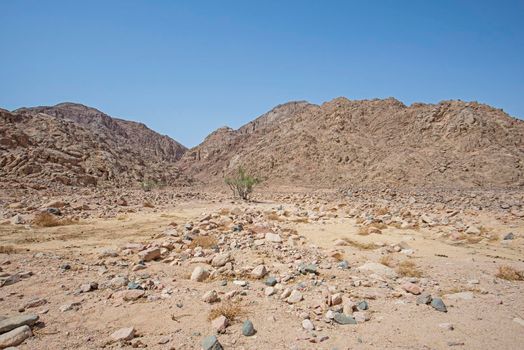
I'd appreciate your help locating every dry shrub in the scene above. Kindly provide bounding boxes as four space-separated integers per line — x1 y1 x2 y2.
342 238 379 250
330 251 344 261
379 254 395 267
33 212 76 227
189 236 218 249
357 226 370 236
143 201 155 208
292 217 309 224
207 302 245 322
0 246 20 254
397 260 423 277
266 212 282 221
496 265 524 281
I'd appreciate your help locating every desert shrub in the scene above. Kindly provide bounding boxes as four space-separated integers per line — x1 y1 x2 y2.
207 302 245 321
496 265 524 281
225 166 259 201
33 212 76 227
379 254 395 267
397 260 423 277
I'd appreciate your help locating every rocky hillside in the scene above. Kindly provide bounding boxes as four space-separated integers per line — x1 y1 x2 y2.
0 103 189 188
179 98 524 189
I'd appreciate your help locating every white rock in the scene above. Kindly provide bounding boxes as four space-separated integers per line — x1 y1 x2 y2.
302 319 315 331
251 265 268 279
211 253 231 267
0 325 32 348
111 327 135 341
357 262 398 279
211 315 228 333
265 233 282 243
286 290 303 304
202 290 219 303
190 266 209 282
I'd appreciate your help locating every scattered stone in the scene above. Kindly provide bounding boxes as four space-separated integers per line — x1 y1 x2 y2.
302 319 315 331
337 260 349 269
79 282 98 293
333 313 357 325
353 311 370 323
357 300 368 311
286 290 303 304
138 247 161 262
265 287 275 296
202 290 219 303
242 320 256 336
503 233 515 240
111 327 135 341
401 282 422 295
298 263 318 275
439 323 454 331
265 232 282 243
513 317 524 327
265 277 277 286
23 298 47 309
357 262 398 279
251 265 268 279
211 316 228 333
431 297 448 312
0 314 39 334
115 289 145 301
211 253 231 267
416 293 432 305
0 325 32 348
445 292 473 301
59 302 81 312
191 266 210 282
202 335 223 350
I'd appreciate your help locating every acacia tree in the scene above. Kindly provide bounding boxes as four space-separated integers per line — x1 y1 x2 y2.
225 166 260 200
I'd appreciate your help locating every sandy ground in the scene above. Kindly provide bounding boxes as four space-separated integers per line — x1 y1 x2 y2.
1 198 523 350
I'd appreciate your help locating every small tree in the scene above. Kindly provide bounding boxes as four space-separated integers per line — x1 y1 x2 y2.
225 166 259 200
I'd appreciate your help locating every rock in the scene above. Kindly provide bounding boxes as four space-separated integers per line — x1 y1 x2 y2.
439 323 454 330
138 247 161 262
333 239 348 246
211 253 231 267
202 290 219 303
10 215 25 225
513 317 524 327
431 297 447 312
0 314 39 334
242 320 256 336
211 316 228 333
465 226 481 235
265 277 277 286
233 280 247 287
108 276 129 289
191 266 209 282
0 325 32 348
401 282 422 295
330 293 343 306
302 319 315 331
416 293 432 305
357 300 368 311
298 263 318 275
251 265 268 279
202 335 223 350
23 298 47 309
333 313 357 325
357 262 398 279
265 232 282 243
286 290 303 304
114 289 145 301
265 287 275 296
79 282 98 293
59 302 81 312
111 327 135 341
353 311 370 323
503 233 515 240
337 260 349 269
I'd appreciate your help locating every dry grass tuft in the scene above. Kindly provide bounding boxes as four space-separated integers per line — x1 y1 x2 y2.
342 238 379 250
0 246 20 254
375 207 390 216
189 235 218 249
379 254 395 267
330 251 344 262
32 212 77 227
495 265 524 281
266 212 283 221
357 226 370 235
143 201 155 208
207 302 245 322
397 260 423 277
292 217 309 224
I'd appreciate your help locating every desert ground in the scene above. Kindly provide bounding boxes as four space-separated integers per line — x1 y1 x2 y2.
1 188 523 350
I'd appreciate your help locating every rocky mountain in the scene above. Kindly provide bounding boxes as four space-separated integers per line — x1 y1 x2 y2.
0 103 189 188
179 98 524 189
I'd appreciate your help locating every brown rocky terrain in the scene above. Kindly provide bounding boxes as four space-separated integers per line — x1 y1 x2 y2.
180 98 524 189
1 103 188 188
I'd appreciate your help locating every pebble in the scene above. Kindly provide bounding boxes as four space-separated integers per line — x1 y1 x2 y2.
286 290 303 304
265 232 283 243
439 323 454 330
357 300 368 311
357 262 398 279
190 266 209 282
416 293 432 305
265 277 277 286
251 265 268 279
265 287 275 296
138 247 161 261
202 335 223 350
401 282 422 295
0 325 32 348
333 313 357 325
211 316 228 333
211 253 230 267
0 314 39 334
111 327 135 341
431 297 448 312
242 320 256 336
302 319 315 331
202 290 219 303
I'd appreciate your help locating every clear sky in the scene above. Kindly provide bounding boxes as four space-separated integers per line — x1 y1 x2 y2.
1 1 522 147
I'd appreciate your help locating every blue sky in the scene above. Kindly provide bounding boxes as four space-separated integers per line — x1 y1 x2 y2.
1 1 522 147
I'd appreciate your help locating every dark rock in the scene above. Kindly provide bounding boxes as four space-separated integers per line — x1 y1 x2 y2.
242 320 256 336
416 293 432 305
357 300 368 311
202 335 223 350
333 313 357 325
265 277 277 287
503 232 515 240
431 297 447 312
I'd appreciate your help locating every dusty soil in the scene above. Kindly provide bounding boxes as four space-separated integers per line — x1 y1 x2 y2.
1 194 523 350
